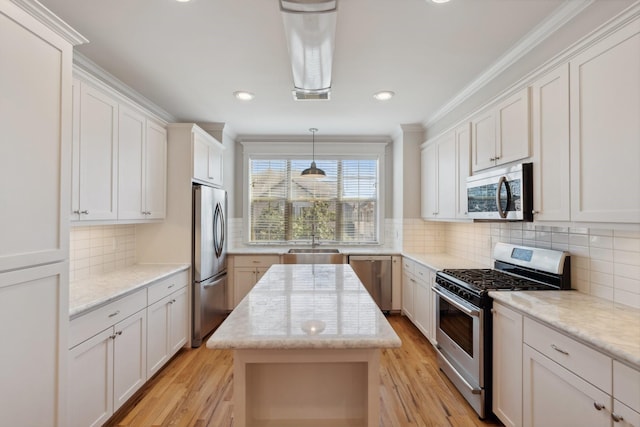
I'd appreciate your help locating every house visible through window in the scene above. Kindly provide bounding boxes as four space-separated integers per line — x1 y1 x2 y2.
249 158 379 244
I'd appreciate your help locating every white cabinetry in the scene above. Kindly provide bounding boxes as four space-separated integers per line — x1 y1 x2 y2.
613 361 640 427
401 258 415 321
71 79 119 221
147 271 189 378
193 127 224 187
531 64 571 221
68 290 147 427
569 18 640 223
0 2 81 425
118 104 167 220
232 255 280 306
421 133 456 220
472 88 530 172
492 302 523 427
455 123 471 219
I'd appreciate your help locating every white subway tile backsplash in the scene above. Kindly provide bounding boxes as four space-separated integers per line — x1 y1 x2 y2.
614 250 640 266
614 237 640 252
614 263 640 279
590 259 613 274
591 283 614 301
590 247 614 262
615 275 640 293
569 234 590 247
589 235 613 249
70 225 136 281
613 289 640 307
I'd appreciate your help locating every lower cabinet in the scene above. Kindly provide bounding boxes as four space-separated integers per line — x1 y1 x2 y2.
147 286 188 378
232 255 280 306
401 257 436 344
401 258 415 321
68 309 147 427
494 301 640 427
492 302 523 427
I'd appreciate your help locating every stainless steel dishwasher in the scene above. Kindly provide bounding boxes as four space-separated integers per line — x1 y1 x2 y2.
348 255 392 312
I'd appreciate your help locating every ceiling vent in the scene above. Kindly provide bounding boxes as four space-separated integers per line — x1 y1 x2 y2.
293 89 331 101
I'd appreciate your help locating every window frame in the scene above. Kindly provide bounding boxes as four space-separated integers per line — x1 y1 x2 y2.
242 140 388 246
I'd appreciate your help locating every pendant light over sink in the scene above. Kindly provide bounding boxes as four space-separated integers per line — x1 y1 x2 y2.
301 128 325 178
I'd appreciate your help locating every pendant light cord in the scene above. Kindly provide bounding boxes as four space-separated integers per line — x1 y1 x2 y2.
310 127 318 163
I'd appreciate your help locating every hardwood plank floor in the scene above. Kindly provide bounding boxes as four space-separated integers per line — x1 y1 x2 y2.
106 315 503 427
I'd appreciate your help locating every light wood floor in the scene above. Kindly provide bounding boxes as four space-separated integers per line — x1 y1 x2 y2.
106 315 503 427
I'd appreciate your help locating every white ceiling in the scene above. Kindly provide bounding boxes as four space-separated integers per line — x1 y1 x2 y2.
42 0 571 137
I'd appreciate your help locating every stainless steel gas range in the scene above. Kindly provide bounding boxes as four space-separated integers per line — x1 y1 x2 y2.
433 243 571 419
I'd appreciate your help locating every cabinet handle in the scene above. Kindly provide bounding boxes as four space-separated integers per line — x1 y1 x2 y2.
551 344 569 355
494 156 500 160
109 334 117 340
611 413 624 422
532 210 539 215
593 402 606 411
72 210 80 214
116 331 122 336
108 310 120 318
489 157 495 161
168 284 175 289
252 260 260 264
80 210 89 214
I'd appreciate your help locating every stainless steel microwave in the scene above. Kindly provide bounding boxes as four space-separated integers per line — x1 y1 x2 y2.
466 162 533 221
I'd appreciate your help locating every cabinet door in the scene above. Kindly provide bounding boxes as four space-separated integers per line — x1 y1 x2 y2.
401 272 415 320
193 132 211 183
523 344 611 427
456 123 471 219
0 7 71 272
471 109 496 172
78 82 119 220
234 267 258 306
531 64 571 221
613 400 640 427
117 105 146 220
113 310 147 411
207 141 224 187
421 143 438 219
169 286 189 355
68 328 114 427
495 88 530 166
145 120 167 219
413 278 429 337
492 303 523 427
146 296 170 378
427 270 437 343
437 132 457 218
569 19 640 223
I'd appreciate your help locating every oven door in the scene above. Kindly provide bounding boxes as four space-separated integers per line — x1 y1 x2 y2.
433 286 484 390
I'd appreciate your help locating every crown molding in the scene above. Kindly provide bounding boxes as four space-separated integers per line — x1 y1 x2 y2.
423 0 594 128
10 0 88 45
73 52 177 123
236 134 391 144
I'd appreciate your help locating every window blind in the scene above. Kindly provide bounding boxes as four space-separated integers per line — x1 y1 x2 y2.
249 158 378 244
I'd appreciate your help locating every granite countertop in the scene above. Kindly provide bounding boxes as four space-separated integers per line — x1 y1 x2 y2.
69 263 190 318
228 247 400 256
490 291 640 368
207 264 402 350
403 252 488 270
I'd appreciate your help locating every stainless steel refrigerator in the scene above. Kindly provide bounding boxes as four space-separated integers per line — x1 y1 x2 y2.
192 184 227 347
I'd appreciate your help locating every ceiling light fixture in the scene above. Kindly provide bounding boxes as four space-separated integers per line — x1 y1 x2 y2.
301 128 326 178
233 91 255 101
280 0 337 101
431 0 451 3
373 91 395 101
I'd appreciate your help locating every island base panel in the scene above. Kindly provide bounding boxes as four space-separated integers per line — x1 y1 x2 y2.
234 348 380 427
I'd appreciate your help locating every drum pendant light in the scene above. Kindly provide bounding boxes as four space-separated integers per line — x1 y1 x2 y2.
301 128 325 177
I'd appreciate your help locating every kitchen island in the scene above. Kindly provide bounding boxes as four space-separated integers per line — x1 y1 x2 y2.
207 263 401 427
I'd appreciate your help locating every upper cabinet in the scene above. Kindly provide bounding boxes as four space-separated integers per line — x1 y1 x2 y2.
193 128 224 187
569 17 640 223
118 105 167 220
471 88 530 173
421 123 470 221
531 64 571 222
71 78 119 221
71 71 168 223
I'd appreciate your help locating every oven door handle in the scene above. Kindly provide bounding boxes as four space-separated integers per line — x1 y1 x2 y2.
432 287 480 317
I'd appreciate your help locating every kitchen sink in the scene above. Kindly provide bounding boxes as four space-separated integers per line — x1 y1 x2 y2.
286 248 340 254
282 248 343 264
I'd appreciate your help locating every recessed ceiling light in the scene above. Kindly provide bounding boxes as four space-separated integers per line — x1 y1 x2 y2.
234 91 255 101
175 0 191 3
431 0 450 3
373 91 395 101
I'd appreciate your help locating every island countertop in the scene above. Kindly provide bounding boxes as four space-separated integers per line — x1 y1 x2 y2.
207 264 402 350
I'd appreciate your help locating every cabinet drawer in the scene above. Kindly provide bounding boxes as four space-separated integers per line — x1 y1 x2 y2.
69 289 146 348
523 317 612 393
414 263 431 282
402 258 415 275
233 255 280 268
147 270 188 305
614 360 640 412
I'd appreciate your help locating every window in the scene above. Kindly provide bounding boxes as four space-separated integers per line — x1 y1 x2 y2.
248 158 379 244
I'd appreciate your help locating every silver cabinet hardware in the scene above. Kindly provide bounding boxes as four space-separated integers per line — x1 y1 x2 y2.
168 284 174 289
551 344 569 355
72 210 80 214
593 402 605 411
115 331 122 336
108 310 120 318
80 210 89 214
611 413 624 422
